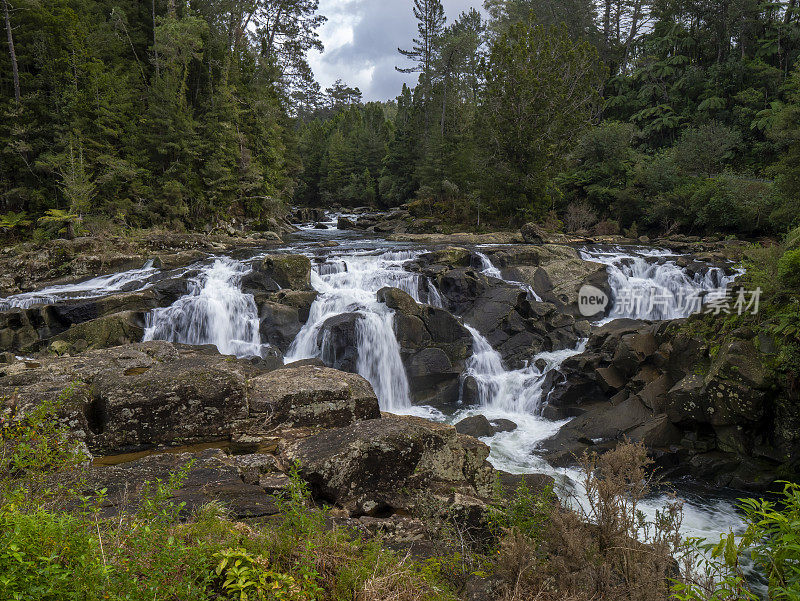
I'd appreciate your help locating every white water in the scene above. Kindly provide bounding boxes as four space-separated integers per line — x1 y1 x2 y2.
2 232 749 576
580 246 739 321
285 250 430 412
474 251 543 302
453 326 746 568
143 258 270 358
0 261 161 310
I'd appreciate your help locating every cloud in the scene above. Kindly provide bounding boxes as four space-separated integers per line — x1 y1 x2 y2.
310 0 483 102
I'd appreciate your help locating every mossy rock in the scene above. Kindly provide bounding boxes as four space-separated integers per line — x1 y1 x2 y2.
258 254 312 290
50 311 145 353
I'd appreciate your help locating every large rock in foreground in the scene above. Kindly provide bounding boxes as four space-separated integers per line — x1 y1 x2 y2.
0 342 377 456
282 414 495 521
249 365 380 429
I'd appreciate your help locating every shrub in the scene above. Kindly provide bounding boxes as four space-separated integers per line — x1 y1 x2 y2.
490 442 684 601
778 248 800 289
564 202 598 232
675 482 800 601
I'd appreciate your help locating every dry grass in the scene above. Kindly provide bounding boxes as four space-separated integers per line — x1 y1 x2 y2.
492 442 684 601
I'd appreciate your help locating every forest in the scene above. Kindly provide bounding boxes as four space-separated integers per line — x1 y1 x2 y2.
1 0 799 237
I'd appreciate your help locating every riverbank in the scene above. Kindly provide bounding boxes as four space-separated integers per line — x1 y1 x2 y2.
1 210 797 599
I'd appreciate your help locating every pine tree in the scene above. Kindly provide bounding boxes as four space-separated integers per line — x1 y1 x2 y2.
397 0 446 87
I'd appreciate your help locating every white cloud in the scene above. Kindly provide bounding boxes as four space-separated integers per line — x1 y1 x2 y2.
310 0 483 101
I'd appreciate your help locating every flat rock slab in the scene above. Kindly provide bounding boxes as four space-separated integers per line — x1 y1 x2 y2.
85 449 280 518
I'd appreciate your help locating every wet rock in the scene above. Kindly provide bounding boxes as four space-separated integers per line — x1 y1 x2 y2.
455 415 493 438
317 313 360 373
258 301 303 352
492 419 518 433
282 414 495 519
542 397 654 466
337 216 356 229
289 207 326 224
377 287 422 316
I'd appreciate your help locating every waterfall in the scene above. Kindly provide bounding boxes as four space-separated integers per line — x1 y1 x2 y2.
475 251 543 302
463 325 586 414
285 250 427 412
475 251 503 279
0 261 162 310
143 258 270 359
580 246 739 321
356 312 411 412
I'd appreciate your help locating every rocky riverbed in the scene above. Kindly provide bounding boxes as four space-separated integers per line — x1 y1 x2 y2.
1 210 790 551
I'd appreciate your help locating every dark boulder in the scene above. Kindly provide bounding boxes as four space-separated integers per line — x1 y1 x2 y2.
317 312 360 373
281 415 495 520
455 415 494 438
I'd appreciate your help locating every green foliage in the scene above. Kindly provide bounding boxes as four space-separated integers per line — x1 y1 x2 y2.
0 211 32 231
0 0 307 230
675 482 800 601
481 14 605 223
214 548 314 601
778 249 800 289
491 480 555 541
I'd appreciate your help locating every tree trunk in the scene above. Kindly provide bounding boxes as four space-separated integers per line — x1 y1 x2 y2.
2 0 20 105
603 0 612 44
621 0 642 74
153 0 159 78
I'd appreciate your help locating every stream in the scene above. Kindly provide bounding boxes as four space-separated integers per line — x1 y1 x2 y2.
0 213 753 577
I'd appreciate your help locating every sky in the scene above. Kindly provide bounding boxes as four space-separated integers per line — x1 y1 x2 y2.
309 0 484 102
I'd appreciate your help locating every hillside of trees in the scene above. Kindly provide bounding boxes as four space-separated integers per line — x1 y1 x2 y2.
2 0 800 238
0 0 326 233
296 0 800 237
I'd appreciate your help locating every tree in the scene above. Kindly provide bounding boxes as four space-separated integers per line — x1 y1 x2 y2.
397 0 446 84
484 0 599 42
251 0 327 97
481 14 605 222
1 0 19 104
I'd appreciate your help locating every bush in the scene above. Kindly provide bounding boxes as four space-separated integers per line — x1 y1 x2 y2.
675 482 800 601
490 442 684 601
564 202 598 232
672 122 742 176
778 248 800 289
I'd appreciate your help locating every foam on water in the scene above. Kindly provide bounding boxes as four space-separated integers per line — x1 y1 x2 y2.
285 250 429 412
0 261 162 310
143 258 270 358
580 246 739 321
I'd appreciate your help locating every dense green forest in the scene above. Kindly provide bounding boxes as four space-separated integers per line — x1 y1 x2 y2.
0 0 326 232
297 0 800 236
2 0 800 236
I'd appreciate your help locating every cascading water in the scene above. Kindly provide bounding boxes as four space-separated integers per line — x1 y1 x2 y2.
285 250 428 412
455 326 746 563
463 325 585 415
474 251 543 302
143 258 270 359
580 246 739 321
475 251 503 279
0 261 162 310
